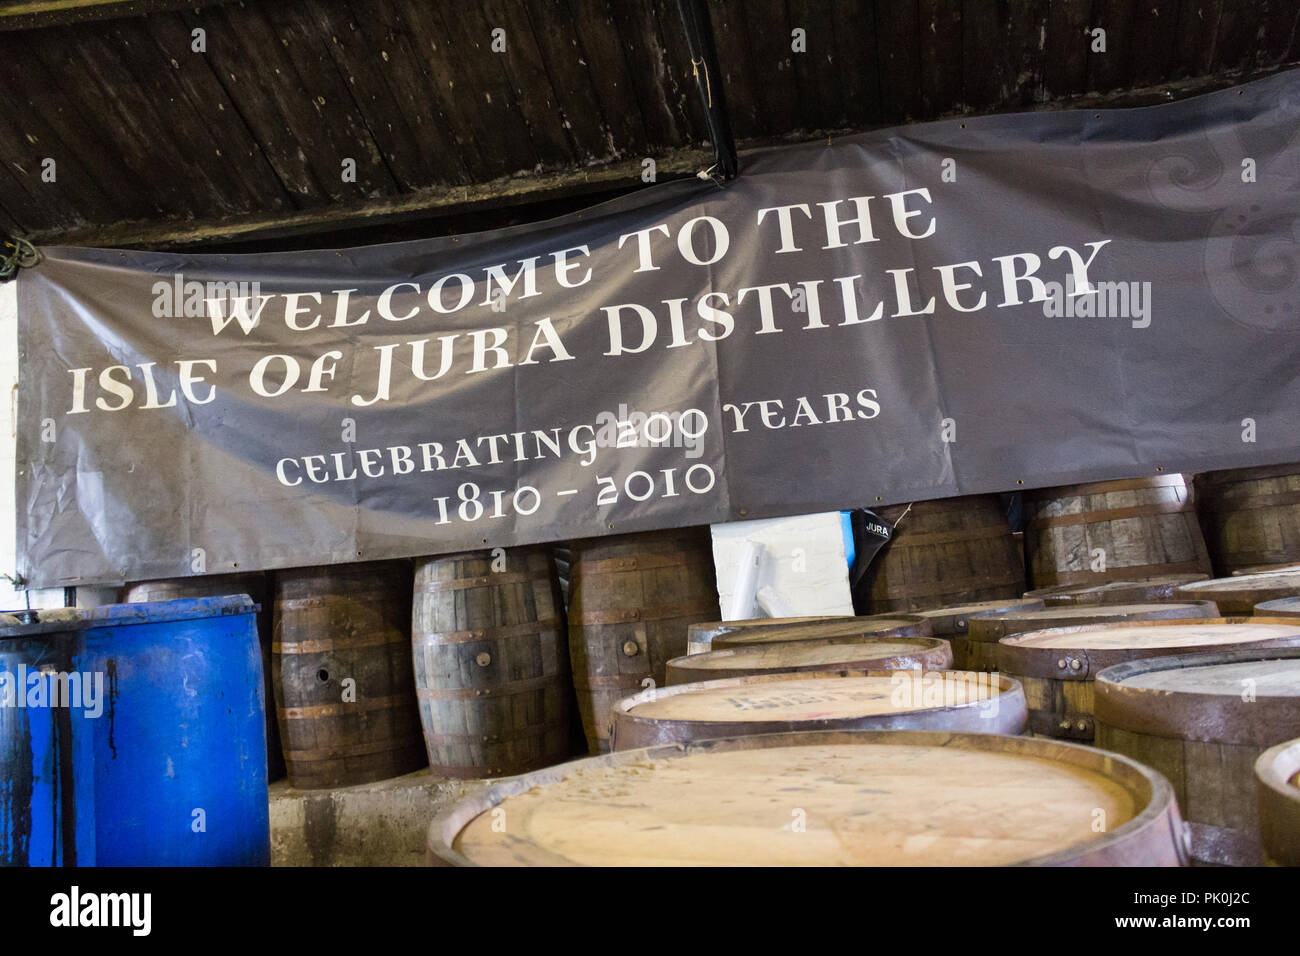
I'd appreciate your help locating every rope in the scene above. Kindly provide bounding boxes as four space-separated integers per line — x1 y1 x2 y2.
690 56 713 108
0 236 40 282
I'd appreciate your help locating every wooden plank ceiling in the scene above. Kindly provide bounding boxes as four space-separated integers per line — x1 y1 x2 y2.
0 0 1298 249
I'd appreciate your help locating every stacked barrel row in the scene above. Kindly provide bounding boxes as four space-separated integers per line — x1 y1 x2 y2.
425 471 1300 866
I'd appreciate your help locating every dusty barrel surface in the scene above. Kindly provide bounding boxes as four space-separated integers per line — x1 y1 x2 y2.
665 636 954 685
124 573 284 782
686 616 850 656
1257 597 1300 618
1195 465 1300 574
859 495 1024 613
610 671 1026 749
912 598 1044 637
272 561 426 789
1094 648 1300 866
1175 571 1300 615
427 730 1187 867
412 548 571 778
998 618 1300 742
567 528 719 753
1022 574 1210 608
1255 738 1300 866
958 601 1218 672
1025 475 1212 588
711 615 931 650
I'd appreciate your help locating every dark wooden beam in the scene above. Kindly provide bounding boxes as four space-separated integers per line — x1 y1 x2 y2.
0 0 236 31
19 64 1297 251
26 147 715 249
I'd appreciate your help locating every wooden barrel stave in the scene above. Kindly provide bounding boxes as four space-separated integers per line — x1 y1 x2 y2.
610 670 1027 749
665 635 954 685
1255 738 1300 866
567 528 719 753
125 573 285 782
1026 475 1212 589
272 561 426 789
412 548 571 778
999 617 1300 745
860 495 1024 613
1095 648 1300 866
1195 465 1300 574
428 730 1187 867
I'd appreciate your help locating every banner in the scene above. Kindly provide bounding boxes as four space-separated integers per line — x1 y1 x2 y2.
15 71 1300 588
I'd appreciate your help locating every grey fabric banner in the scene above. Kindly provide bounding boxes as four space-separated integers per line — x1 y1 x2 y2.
15 71 1300 588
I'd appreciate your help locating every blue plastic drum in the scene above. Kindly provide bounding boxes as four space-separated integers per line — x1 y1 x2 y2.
0 596 270 866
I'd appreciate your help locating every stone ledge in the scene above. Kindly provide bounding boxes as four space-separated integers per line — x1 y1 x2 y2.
269 769 491 867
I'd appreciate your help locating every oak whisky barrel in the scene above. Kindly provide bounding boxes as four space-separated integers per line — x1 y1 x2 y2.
272 561 426 789
610 670 1026 749
1022 574 1209 608
958 601 1218 672
1094 647 1300 865
428 730 1186 866
1194 465 1300 574
665 635 953 685
859 495 1024 613
1175 570 1300 614
1255 738 1300 866
412 548 571 778
1025 475 1212 588
913 598 1043 637
567 527 719 753
125 573 284 782
998 618 1300 742
711 615 931 650
686 616 849 656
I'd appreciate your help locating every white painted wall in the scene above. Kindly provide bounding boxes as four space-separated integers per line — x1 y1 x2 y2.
0 280 19 609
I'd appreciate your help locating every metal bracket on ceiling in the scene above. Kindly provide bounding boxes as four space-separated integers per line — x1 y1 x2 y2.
1 235 40 282
676 0 739 182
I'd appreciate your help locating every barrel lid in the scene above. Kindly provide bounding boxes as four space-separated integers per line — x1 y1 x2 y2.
1024 575 1210 607
0 595 257 638
967 601 1217 642
626 673 1011 722
1257 597 1300 616
712 615 930 649
1176 572 1300 610
1095 647 1300 744
914 598 1044 635
687 616 851 639
997 617 1300 680
1233 563 1300 576
428 730 1183 867
666 636 951 683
